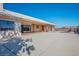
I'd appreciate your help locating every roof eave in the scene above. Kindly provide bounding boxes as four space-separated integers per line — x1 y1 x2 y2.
3 9 55 26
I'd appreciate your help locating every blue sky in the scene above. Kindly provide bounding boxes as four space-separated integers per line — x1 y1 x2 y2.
4 3 79 28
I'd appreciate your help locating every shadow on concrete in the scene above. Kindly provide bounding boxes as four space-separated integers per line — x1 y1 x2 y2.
0 37 35 56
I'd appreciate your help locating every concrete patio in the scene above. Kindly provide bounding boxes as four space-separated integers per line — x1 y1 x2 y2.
22 31 79 56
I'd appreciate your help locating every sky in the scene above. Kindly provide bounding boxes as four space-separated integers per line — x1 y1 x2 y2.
4 3 79 28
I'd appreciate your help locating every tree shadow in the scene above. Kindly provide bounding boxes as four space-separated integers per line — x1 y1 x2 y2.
0 37 35 56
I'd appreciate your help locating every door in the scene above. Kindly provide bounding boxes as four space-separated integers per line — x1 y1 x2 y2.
21 25 31 33
42 26 44 31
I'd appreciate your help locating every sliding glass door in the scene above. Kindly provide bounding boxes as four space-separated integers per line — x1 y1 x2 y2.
0 20 15 31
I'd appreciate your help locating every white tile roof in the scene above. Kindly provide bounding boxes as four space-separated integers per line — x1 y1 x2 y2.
3 9 55 25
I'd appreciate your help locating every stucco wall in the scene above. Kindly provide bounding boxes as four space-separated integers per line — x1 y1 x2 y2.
0 3 3 12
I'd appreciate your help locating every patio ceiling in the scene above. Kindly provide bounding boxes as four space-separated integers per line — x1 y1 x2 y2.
3 9 55 26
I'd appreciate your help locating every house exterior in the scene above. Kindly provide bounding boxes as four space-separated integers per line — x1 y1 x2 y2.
0 3 55 33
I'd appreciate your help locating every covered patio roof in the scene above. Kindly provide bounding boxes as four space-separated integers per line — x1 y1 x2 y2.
1 9 55 26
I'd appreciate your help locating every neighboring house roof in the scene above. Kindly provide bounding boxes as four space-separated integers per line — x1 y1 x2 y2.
2 9 55 25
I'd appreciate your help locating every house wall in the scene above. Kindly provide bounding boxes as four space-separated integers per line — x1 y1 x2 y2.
31 24 42 32
31 24 54 32
0 15 55 33
43 25 55 32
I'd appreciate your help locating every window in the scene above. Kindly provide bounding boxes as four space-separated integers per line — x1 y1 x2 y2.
36 25 39 28
0 20 15 31
21 25 31 33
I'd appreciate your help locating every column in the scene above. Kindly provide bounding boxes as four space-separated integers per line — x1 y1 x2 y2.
14 22 21 32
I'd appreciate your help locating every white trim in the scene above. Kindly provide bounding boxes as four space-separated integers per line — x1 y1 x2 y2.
3 9 55 25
